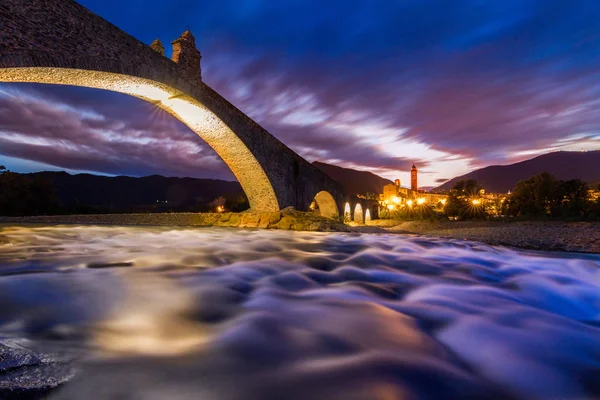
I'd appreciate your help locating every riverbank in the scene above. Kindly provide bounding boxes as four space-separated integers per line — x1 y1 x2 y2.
1 212 599 253
374 220 600 253
0 207 352 232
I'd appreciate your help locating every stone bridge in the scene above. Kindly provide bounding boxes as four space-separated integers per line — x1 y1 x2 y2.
0 0 350 218
341 199 380 224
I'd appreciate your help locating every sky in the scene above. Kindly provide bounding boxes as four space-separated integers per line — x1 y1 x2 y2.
1 0 600 187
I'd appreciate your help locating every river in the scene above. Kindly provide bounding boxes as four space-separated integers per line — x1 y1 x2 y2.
0 225 599 399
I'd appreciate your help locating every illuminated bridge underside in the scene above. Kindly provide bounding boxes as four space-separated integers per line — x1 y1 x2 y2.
0 0 344 214
0 67 281 211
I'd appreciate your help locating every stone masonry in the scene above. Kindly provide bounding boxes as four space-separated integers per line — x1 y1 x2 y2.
0 0 345 214
0 208 354 231
171 30 201 81
150 38 165 56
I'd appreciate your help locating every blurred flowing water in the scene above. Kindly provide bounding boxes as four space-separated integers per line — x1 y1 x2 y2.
0 225 599 399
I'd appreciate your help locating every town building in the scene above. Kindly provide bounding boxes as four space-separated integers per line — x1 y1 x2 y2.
379 164 448 216
411 164 418 191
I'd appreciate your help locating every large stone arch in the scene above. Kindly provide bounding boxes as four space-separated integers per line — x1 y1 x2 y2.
0 0 345 213
0 67 279 211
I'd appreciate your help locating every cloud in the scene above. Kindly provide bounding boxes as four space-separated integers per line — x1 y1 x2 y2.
0 84 233 180
2 0 600 186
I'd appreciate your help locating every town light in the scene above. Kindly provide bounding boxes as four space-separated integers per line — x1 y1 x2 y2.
407 200 413 207
417 198 425 205
387 204 395 210
216 206 225 212
441 198 447 205
472 199 481 206
392 196 401 204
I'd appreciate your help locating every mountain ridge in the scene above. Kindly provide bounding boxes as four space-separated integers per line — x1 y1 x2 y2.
17 171 246 212
433 151 600 193
312 161 394 195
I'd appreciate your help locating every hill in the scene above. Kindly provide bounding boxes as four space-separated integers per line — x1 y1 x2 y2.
434 151 600 193
312 161 394 195
19 171 247 213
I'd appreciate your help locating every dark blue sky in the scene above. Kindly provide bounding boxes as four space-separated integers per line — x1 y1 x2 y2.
1 0 600 186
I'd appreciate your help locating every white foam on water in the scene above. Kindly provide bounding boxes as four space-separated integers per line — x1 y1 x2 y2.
0 225 599 399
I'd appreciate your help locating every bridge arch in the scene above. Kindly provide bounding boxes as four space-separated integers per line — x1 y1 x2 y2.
343 203 352 222
311 191 339 219
0 0 345 213
353 203 364 224
0 68 280 212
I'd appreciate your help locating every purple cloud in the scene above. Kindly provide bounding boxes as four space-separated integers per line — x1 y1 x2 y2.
1 0 600 186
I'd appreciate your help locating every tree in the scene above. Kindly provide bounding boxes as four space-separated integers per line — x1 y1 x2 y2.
451 179 479 196
503 172 558 218
589 192 600 220
0 172 61 216
225 193 250 212
503 173 594 220
443 180 487 220
392 202 436 221
553 179 589 218
208 196 226 212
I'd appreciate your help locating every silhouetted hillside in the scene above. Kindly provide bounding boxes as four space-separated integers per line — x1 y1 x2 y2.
313 161 393 195
434 151 600 193
19 172 247 213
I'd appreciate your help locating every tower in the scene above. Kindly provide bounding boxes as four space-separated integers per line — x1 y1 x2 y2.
411 164 418 191
150 38 165 56
171 30 202 81
394 179 401 187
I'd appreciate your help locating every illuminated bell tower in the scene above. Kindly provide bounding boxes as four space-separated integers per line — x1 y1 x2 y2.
411 164 418 191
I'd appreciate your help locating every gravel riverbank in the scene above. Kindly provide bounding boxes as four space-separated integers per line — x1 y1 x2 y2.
1 213 598 253
0 208 351 232
378 220 600 253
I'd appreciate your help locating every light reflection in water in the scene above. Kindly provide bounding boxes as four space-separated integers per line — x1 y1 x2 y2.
0 225 599 399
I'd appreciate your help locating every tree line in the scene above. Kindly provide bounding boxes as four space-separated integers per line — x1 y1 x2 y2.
0 166 62 216
444 172 600 220
0 167 249 216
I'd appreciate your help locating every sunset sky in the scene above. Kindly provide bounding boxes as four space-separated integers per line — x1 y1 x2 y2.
1 0 600 187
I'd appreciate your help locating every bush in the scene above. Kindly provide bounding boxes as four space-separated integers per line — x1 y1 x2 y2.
0 171 61 216
392 204 439 221
443 180 487 220
502 172 597 220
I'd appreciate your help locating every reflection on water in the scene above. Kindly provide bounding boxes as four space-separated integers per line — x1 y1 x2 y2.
0 225 599 399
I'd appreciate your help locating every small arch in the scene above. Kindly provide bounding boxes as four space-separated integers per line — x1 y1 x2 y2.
344 203 352 223
312 191 339 219
365 208 371 222
354 203 364 224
